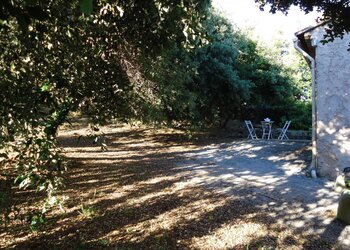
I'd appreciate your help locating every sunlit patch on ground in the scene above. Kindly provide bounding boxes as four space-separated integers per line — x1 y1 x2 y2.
191 222 266 249
1 124 348 249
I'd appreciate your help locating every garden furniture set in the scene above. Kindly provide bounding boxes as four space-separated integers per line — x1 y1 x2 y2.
245 119 291 140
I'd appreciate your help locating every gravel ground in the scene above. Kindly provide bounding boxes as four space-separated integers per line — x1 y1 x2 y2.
3 125 350 249
176 139 350 248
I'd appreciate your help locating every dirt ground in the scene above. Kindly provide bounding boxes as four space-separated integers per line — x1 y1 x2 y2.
1 124 349 249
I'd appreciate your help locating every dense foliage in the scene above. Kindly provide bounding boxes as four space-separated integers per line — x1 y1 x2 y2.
143 11 312 129
0 0 210 226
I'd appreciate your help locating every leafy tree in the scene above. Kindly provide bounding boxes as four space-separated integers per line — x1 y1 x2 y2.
141 45 199 125
192 13 253 127
256 0 350 42
144 10 311 129
234 32 312 127
141 11 255 128
4 0 350 42
0 0 209 226
286 50 312 102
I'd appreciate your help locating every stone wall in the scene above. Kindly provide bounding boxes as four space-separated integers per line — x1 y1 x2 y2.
311 28 350 179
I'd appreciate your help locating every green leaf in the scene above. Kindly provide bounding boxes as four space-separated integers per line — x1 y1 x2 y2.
79 0 93 14
41 83 50 92
39 216 45 223
14 175 25 184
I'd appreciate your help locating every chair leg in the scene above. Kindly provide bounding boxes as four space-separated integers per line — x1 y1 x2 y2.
279 131 289 140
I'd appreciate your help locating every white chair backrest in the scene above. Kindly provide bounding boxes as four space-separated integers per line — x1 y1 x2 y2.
283 120 291 131
245 120 253 129
244 120 258 140
278 120 291 140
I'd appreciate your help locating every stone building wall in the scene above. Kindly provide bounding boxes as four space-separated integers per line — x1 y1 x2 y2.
311 28 350 179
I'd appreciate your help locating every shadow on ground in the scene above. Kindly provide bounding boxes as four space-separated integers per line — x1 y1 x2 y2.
2 125 349 249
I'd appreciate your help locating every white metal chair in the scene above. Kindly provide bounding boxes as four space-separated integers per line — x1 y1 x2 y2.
278 120 291 140
244 120 258 140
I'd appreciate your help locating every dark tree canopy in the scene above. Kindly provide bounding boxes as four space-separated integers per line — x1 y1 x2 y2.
256 0 350 41
2 0 350 41
0 0 210 228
